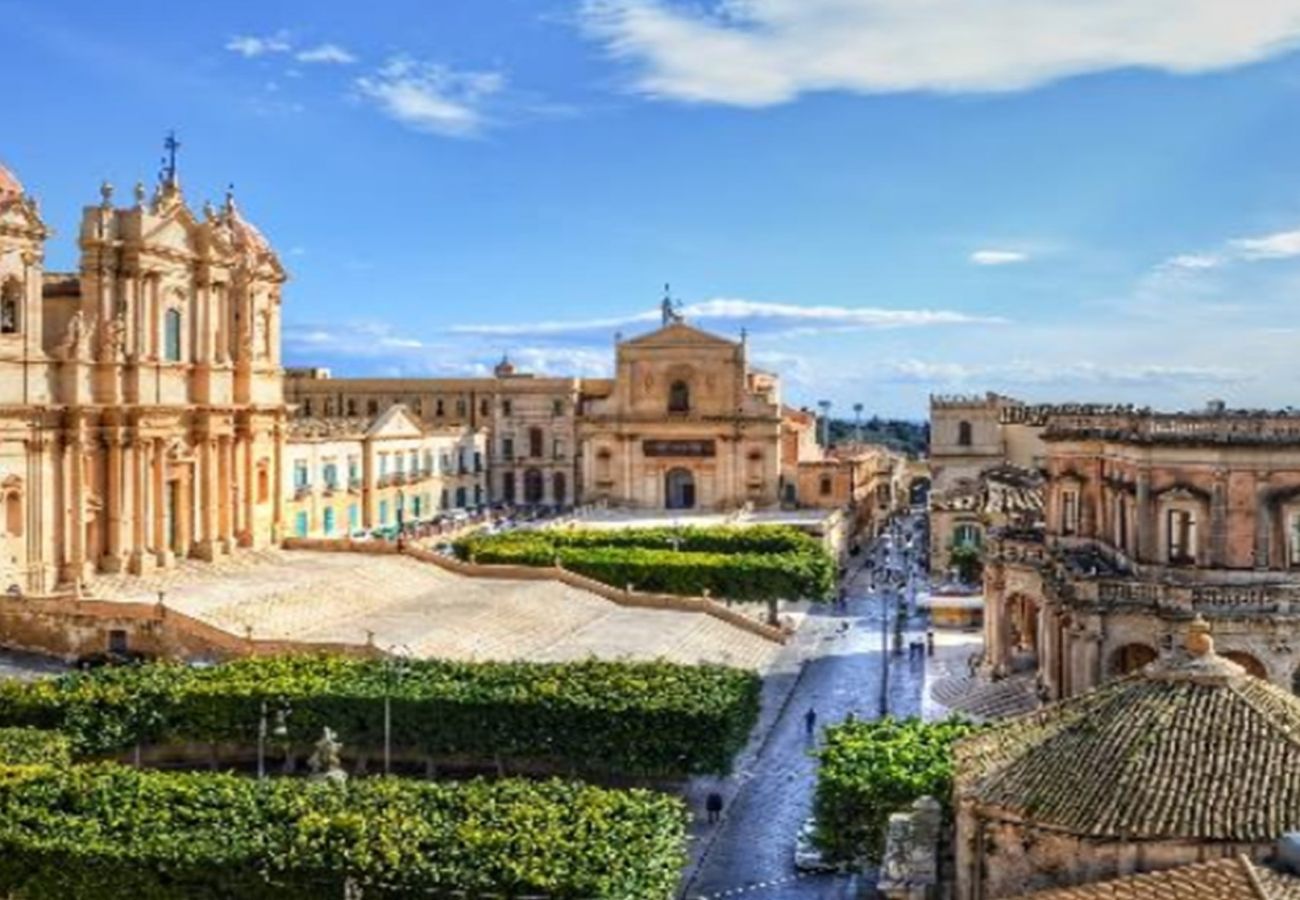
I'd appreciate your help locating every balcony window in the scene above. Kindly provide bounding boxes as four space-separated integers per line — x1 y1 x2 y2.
502 399 513 416
1061 490 1079 536
323 463 338 490
323 507 335 536
954 523 981 549
502 437 514 460
668 380 690 414
529 427 544 459
379 500 389 526
164 308 183 362
293 462 310 490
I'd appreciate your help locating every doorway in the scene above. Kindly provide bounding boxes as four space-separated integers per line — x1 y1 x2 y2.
665 468 696 510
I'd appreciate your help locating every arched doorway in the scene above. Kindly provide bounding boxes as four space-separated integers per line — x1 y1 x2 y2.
665 468 696 510
523 468 544 505
1111 643 1158 676
552 472 567 507
1006 594 1040 673
1223 650 1268 680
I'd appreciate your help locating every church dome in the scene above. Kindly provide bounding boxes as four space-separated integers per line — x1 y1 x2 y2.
494 354 516 377
955 619 1300 842
0 161 24 199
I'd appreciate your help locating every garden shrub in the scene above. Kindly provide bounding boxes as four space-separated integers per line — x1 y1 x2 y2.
455 525 835 602
0 655 761 776
0 728 71 767
0 762 686 899
813 716 980 864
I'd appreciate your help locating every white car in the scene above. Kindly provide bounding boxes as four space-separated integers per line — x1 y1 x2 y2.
793 818 837 873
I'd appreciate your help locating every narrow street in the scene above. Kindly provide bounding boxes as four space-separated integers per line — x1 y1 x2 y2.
683 513 931 900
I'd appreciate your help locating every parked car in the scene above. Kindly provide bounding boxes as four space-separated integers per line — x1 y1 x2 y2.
793 818 838 873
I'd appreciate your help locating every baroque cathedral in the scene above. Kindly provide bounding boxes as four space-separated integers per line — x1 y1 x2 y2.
0 149 287 594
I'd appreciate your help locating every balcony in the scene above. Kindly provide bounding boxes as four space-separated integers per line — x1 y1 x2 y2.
1074 578 1300 616
293 485 312 500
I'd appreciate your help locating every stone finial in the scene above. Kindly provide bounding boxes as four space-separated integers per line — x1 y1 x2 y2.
1186 614 1214 658
133 182 147 207
99 180 114 207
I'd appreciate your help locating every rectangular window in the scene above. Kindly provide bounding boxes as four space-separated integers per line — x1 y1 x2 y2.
1290 514 1300 568
502 399 512 416
295 511 309 537
379 500 389 525
436 399 445 417
410 450 419 473
323 507 335 536
164 309 183 362
347 456 360 485
456 399 466 417
323 463 338 489
395 454 405 474
294 461 309 490
379 454 388 478
552 399 563 416
502 437 514 460
348 504 359 532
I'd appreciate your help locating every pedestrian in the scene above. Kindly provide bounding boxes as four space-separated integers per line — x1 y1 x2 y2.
804 706 817 738
705 791 724 824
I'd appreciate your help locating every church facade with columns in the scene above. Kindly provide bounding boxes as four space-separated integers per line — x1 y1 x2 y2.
0 153 287 594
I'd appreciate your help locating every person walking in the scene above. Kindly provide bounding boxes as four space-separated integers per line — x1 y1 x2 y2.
705 791 724 824
804 706 818 738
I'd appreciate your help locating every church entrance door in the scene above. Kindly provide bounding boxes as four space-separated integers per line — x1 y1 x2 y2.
665 468 696 510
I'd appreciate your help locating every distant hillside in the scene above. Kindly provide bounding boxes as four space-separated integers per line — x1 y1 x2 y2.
826 417 928 457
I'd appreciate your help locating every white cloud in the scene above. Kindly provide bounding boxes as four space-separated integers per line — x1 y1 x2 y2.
580 0 1300 106
450 297 1000 339
1163 253 1221 270
296 43 357 65
225 33 292 58
882 358 1248 388
355 57 505 138
1228 229 1300 260
969 249 1028 266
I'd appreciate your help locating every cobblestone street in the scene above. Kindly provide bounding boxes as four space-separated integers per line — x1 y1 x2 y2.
682 516 932 900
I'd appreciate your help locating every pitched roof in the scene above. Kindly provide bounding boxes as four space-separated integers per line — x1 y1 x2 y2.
1014 856 1300 899
619 321 737 348
956 623 1300 842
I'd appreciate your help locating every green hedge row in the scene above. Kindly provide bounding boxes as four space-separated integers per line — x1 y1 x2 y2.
0 655 761 776
0 762 686 899
0 728 71 767
456 526 835 602
813 717 979 864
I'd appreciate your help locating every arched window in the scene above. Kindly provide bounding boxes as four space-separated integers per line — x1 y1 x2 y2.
0 279 20 335
256 463 270 503
1111 643 1157 676
523 468 544 504
957 420 973 447
4 491 21 537
668 380 690 414
1223 651 1267 680
164 308 183 362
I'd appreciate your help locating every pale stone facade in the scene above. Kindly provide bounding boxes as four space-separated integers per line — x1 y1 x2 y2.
284 405 487 539
982 405 1300 699
0 158 286 595
578 321 783 510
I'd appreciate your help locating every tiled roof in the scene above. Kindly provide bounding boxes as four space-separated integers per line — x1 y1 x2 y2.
1014 856 1300 899
956 634 1300 841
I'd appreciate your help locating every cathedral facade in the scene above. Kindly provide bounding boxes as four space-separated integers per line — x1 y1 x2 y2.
0 157 287 594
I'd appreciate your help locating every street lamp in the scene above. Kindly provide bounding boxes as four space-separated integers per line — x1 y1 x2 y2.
817 400 832 449
257 699 291 781
383 644 414 775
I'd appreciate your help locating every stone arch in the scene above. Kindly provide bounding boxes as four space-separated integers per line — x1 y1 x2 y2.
1222 650 1267 680
523 467 544 504
1111 642 1157 676
1005 592 1040 673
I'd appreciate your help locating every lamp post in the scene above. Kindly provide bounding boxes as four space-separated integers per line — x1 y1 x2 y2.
257 700 290 781
817 400 832 449
383 644 414 775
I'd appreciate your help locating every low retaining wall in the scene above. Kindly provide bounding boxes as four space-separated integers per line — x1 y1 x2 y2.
283 537 787 644
0 593 382 664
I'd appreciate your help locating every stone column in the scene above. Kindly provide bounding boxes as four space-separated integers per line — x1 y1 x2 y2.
1135 468 1155 564
101 431 125 572
194 434 219 561
63 431 86 587
1255 470 1272 570
1210 470 1228 568
218 435 233 553
177 467 193 559
271 424 284 542
153 438 172 567
128 436 148 574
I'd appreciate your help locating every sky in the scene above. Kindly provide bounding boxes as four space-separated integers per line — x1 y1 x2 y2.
5 1 1300 418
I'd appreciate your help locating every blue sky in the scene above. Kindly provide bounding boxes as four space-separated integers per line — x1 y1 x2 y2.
6 1 1300 417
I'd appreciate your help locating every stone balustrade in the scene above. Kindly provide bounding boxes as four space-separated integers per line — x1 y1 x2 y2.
1074 578 1300 615
1043 410 1300 445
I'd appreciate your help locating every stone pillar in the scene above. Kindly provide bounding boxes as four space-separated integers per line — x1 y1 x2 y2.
63 431 86 587
218 435 233 553
177 467 193 559
1135 468 1155 564
152 438 173 567
128 436 149 574
194 433 219 561
100 431 125 572
271 424 284 542
1255 471 1272 570
1210 469 1228 568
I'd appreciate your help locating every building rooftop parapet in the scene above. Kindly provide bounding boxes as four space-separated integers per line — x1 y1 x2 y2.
929 391 1011 409
1042 409 1300 446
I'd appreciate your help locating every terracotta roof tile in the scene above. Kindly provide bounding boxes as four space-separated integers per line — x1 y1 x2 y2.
1014 856 1300 899
956 647 1300 841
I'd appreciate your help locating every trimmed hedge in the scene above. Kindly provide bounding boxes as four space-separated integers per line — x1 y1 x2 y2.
0 655 761 776
0 763 686 899
456 525 835 602
0 728 71 767
813 717 979 864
